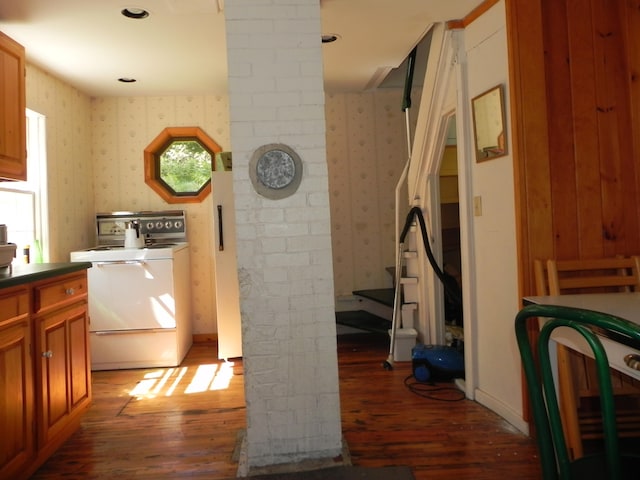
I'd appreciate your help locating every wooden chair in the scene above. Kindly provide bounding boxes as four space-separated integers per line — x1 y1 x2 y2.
516 304 640 479
547 257 640 295
533 257 640 459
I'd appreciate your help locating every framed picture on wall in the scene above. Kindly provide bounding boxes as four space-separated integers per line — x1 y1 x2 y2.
471 84 507 162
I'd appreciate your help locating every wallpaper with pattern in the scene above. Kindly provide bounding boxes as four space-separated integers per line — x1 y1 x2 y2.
325 90 413 297
25 63 408 333
25 65 94 262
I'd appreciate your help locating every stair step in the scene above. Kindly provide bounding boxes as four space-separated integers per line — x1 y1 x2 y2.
335 310 391 335
401 303 417 329
352 288 394 308
400 277 418 284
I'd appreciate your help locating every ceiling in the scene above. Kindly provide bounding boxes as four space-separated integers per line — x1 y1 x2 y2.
0 0 482 98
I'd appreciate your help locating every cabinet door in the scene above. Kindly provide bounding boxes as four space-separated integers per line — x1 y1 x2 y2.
0 31 26 181
36 303 90 445
68 307 91 410
0 312 34 479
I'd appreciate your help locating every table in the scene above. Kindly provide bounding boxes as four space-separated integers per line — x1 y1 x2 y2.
523 292 640 381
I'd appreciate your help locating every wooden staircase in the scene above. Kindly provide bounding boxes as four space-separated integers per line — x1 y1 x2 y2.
335 288 393 335
391 225 419 360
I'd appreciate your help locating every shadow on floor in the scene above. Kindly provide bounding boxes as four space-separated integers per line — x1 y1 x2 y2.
229 465 414 480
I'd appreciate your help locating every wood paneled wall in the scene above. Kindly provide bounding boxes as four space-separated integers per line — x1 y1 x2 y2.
507 0 640 298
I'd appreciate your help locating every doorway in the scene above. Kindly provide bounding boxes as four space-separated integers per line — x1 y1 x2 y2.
438 115 464 349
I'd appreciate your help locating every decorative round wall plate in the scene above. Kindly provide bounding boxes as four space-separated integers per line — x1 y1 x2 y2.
249 144 303 199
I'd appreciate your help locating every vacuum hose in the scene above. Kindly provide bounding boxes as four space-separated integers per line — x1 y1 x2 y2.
401 206 462 307
382 207 462 370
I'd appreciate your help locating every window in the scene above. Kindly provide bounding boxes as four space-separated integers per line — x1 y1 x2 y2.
144 127 221 204
0 108 47 264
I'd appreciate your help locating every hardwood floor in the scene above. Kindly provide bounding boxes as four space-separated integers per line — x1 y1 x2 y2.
31 333 542 479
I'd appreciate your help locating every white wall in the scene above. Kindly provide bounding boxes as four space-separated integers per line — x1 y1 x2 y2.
463 2 525 431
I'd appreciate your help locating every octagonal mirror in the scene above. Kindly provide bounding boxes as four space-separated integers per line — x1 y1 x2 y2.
144 126 222 203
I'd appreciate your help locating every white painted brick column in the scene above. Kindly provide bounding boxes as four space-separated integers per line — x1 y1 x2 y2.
224 0 342 470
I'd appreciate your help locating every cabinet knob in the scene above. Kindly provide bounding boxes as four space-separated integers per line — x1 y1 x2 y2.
42 350 53 358
65 288 75 295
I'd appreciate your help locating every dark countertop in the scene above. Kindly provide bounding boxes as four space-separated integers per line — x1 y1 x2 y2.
0 262 92 289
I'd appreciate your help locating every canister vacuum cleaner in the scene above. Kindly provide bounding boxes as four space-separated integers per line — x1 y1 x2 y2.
411 343 465 383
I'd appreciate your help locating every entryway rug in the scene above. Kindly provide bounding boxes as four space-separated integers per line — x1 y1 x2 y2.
230 465 415 480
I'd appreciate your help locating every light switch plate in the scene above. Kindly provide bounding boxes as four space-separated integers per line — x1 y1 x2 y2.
474 196 482 216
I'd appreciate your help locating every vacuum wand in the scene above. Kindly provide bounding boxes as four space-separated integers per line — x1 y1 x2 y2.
383 241 405 370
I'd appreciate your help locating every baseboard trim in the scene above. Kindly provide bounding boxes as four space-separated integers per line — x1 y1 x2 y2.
474 388 529 435
193 333 218 344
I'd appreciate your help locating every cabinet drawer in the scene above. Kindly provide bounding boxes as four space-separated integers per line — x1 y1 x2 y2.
0 286 29 325
34 274 87 314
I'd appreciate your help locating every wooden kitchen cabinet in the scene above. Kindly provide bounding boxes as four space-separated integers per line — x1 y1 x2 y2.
31 272 91 474
0 286 33 480
0 31 27 182
35 303 90 448
0 269 91 480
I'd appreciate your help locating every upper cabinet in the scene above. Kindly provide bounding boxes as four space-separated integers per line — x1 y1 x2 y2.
0 31 26 181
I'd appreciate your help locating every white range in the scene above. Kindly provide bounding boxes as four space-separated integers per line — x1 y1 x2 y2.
70 210 192 371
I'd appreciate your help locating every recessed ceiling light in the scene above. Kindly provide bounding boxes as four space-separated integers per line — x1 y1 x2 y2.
322 34 339 44
118 77 137 84
121 8 150 19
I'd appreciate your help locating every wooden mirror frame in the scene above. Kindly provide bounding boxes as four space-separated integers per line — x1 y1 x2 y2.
144 126 221 204
471 84 507 162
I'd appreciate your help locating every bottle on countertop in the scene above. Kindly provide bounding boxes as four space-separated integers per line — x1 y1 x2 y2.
32 239 43 263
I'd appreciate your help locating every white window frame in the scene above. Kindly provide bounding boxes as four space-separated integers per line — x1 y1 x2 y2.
0 108 48 262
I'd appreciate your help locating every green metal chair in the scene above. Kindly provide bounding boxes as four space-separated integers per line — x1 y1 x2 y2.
515 304 640 479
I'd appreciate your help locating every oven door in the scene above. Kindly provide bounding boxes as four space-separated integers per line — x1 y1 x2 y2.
88 258 176 332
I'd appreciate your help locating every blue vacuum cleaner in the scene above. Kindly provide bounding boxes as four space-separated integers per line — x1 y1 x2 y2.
411 344 465 383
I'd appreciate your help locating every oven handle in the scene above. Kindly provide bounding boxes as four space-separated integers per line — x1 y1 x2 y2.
94 260 146 267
